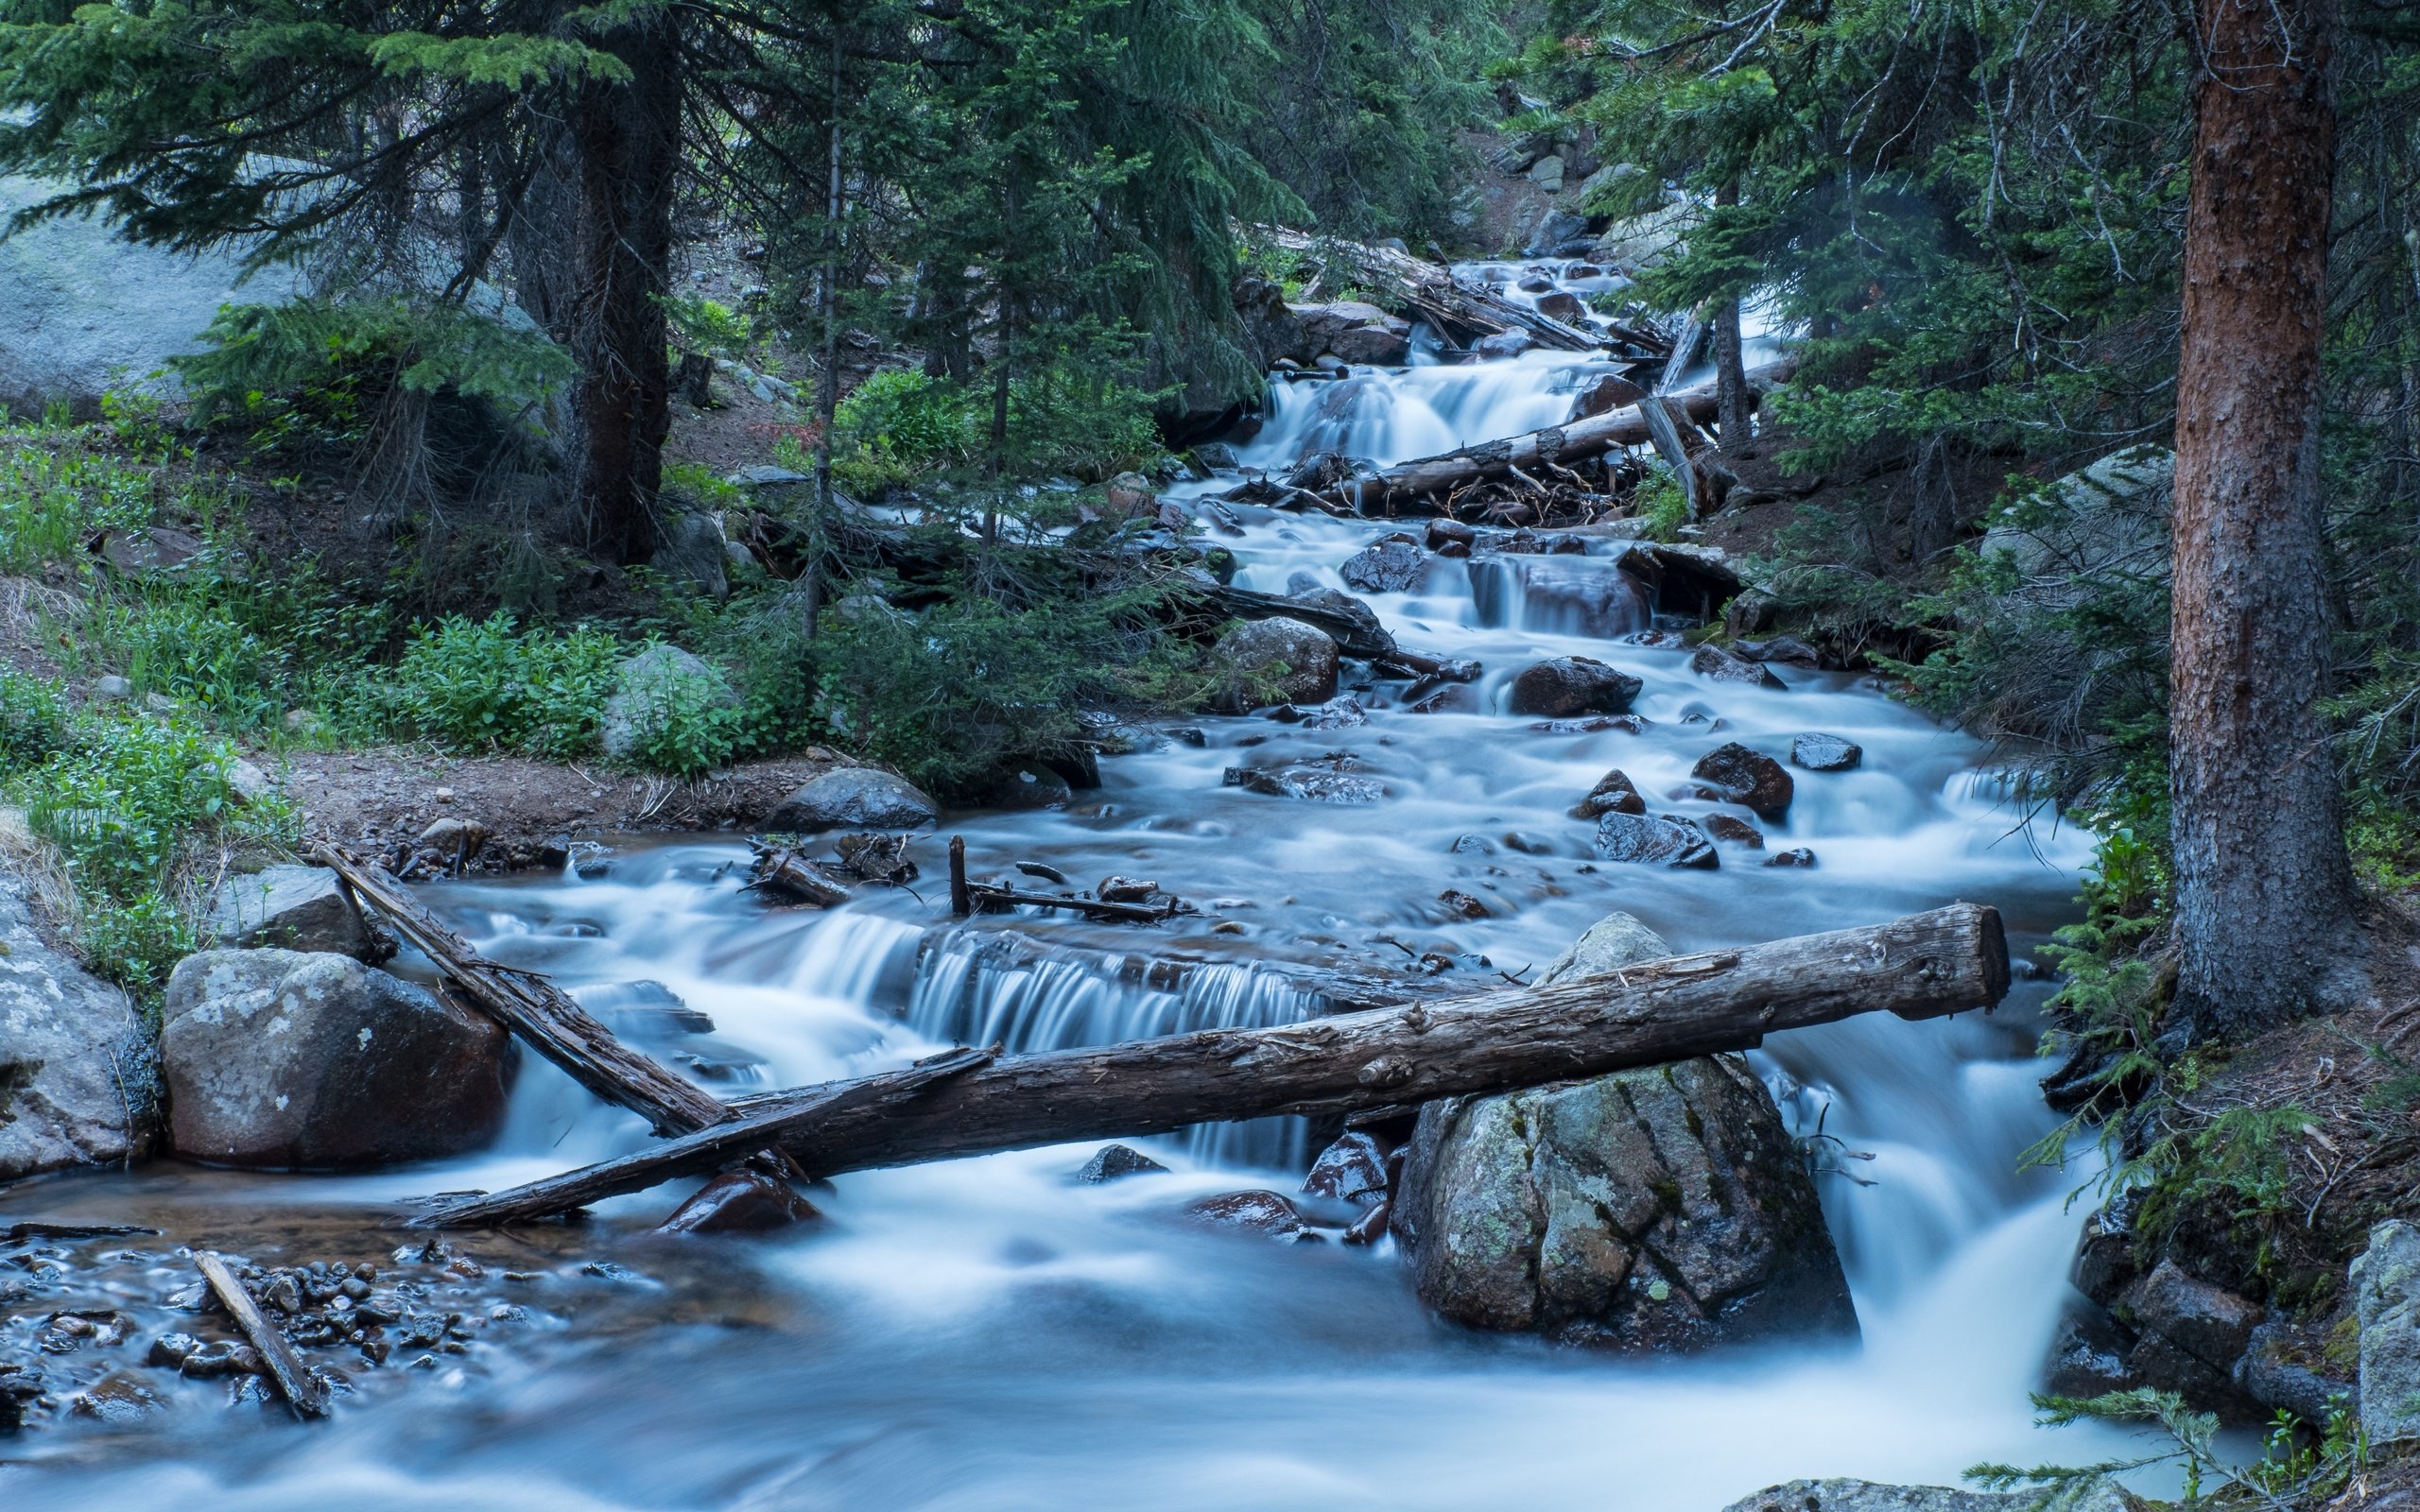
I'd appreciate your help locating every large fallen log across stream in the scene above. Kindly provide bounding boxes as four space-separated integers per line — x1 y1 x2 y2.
1317 358 1796 515
410 902 2007 1228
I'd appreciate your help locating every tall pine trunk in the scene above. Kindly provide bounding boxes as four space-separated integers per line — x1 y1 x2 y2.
2169 0 2359 1039
565 12 682 565
1712 182 1751 450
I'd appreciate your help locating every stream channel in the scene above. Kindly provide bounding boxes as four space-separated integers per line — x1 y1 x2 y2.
6 266 2155 1510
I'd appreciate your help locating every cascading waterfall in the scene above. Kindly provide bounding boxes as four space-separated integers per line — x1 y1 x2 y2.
4 261 2155 1512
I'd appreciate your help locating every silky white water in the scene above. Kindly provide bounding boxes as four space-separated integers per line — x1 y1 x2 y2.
3 264 2156 1511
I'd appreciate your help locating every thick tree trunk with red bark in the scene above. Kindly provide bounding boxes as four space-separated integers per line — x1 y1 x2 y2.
565 17 683 565
2169 0 2360 1039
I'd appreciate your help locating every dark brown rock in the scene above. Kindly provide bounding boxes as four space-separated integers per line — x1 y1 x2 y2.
1570 769 1646 819
1691 743 1794 821
1699 814 1765 850
1764 848 1818 868
1507 657 1642 718
1304 1131 1393 1206
1340 534 1426 594
1077 1143 1168 1182
1184 1191 1308 1240
654 1169 821 1234
1569 372 1646 421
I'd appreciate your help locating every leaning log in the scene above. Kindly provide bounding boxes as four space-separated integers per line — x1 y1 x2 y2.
195 1251 329 1419
411 904 2006 1227
1323 357 1796 514
315 847 730 1137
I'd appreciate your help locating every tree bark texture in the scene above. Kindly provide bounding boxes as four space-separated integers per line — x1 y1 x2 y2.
2169 0 2360 1039
411 904 2009 1227
566 16 683 565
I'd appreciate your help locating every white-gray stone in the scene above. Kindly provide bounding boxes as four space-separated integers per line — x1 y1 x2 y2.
2354 1218 2420 1445
1535 911 1671 987
650 512 732 601
160 950 510 1169
0 876 160 1180
206 865 382 958
1720 1478 2135 1512
1209 617 1340 713
0 173 307 414
1978 447 2173 595
599 644 736 764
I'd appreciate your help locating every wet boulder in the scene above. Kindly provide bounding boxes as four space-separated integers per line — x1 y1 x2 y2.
1699 814 1765 850
0 876 161 1181
1209 618 1340 712
1506 657 1641 718
1593 812 1718 868
1077 1143 1168 1183
1688 643 1786 689
206 865 388 959
1223 757 1383 803
1339 533 1426 594
1691 743 1794 822
1536 910 1671 986
1535 290 1588 325
655 1169 820 1234
1765 848 1817 868
1472 332 1536 361
1569 769 1645 819
1392 1047 1855 1349
2112 1259 2265 1415
1283 578 1392 653
1184 1190 1309 1240
1568 372 1646 422
1791 732 1863 772
160 950 511 1170
1303 1130 1393 1206
765 767 941 833
1292 301 1412 366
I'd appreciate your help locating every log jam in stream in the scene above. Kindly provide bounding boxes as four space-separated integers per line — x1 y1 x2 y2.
3 261 2145 1512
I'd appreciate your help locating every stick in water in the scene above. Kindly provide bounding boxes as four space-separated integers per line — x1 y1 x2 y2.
194 1251 329 1419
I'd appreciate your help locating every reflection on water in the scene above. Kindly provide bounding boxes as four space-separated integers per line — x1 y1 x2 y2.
3 264 2142 1511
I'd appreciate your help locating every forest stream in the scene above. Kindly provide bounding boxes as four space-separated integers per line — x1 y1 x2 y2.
2 266 2158 1510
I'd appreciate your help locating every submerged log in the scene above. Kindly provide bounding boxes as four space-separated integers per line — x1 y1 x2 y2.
194 1251 329 1419
412 904 2007 1228
315 847 730 1137
746 844 854 909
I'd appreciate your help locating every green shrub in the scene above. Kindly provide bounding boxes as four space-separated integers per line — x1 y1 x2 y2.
604 644 743 778
375 611 623 758
0 424 161 575
0 666 71 771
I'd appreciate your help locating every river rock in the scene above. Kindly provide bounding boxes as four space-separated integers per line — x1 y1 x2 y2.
1689 644 1786 689
2354 1218 2420 1444
1339 534 1426 594
1699 814 1765 850
1535 290 1588 325
0 876 161 1182
1285 580 1391 652
1223 758 1383 803
601 644 738 764
1077 1143 1168 1183
1765 848 1817 868
160 950 511 1169
1536 910 1670 987
765 767 940 833
206 865 386 959
1569 372 1646 421
1594 812 1717 868
1392 1049 1855 1349
1293 301 1412 366
654 1169 820 1234
1720 1479 2135 1512
1303 1131 1392 1205
1102 472 1158 520
2236 1317 2354 1424
1506 657 1641 717
1692 743 1794 821
1569 769 1645 819
1791 732 1863 772
1209 618 1340 712
1472 332 1536 360
1184 1190 1308 1240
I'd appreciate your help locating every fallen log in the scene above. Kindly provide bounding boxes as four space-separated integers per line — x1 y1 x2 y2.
412 904 2005 1227
315 847 729 1137
1322 358 1795 515
412 1047 1001 1228
746 844 854 909
967 883 1171 923
195 1251 329 1419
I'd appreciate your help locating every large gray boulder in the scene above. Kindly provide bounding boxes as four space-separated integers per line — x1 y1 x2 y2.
650 512 733 602
1720 1479 2135 1512
0 173 307 415
1978 447 2173 593
764 767 940 833
2354 1218 2420 1445
600 644 736 764
1391 912 1856 1350
1292 301 1412 367
160 950 511 1169
1209 617 1340 713
206 865 384 958
0 877 161 1181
